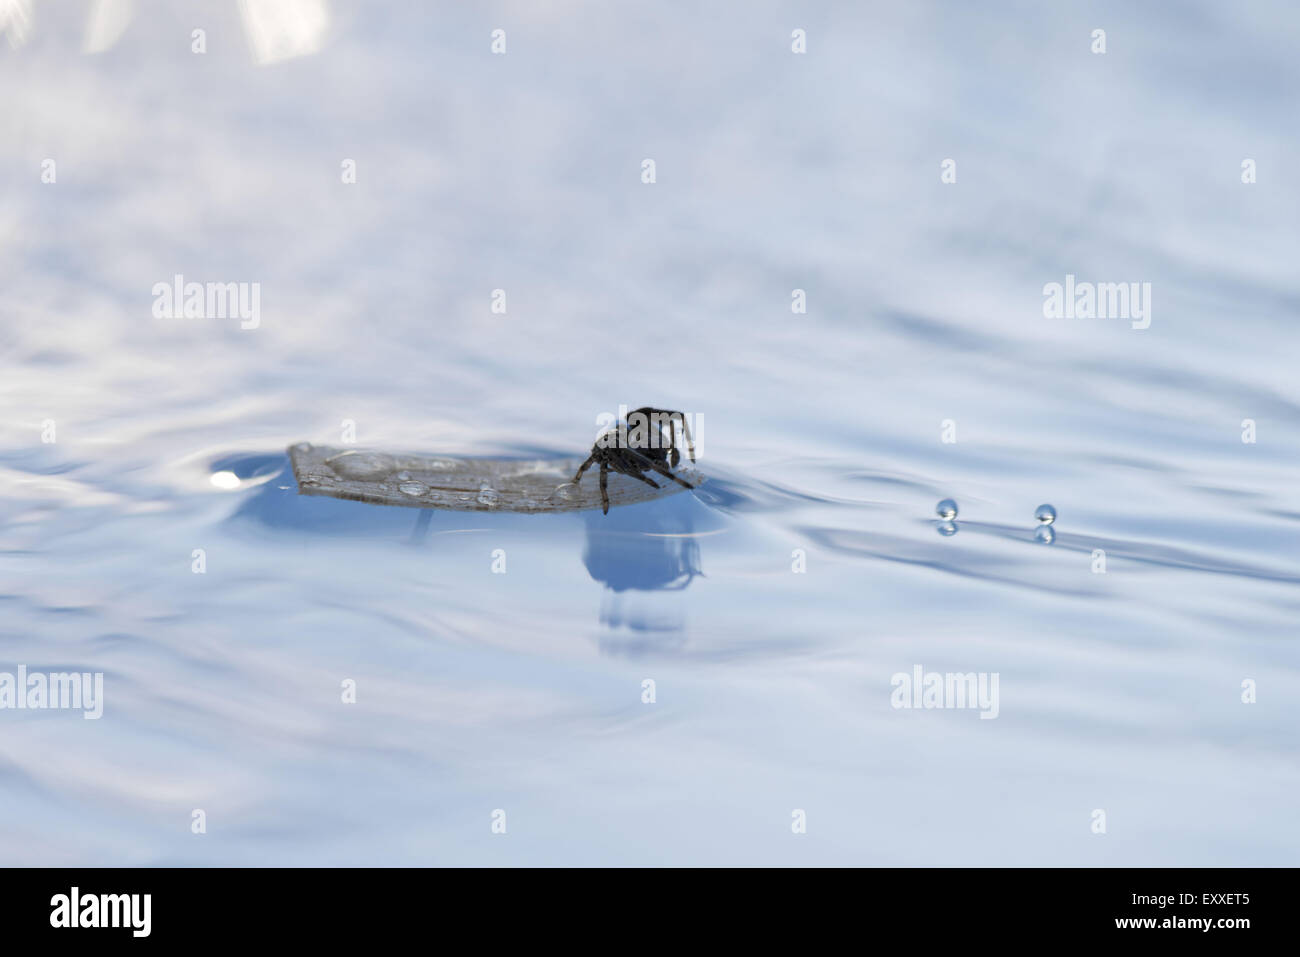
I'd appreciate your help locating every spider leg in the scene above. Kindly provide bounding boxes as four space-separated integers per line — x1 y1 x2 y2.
661 420 680 467
676 412 695 464
599 461 610 514
572 454 595 484
623 447 695 490
646 459 695 490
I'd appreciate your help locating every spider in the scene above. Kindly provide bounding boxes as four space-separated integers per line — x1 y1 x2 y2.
573 407 697 514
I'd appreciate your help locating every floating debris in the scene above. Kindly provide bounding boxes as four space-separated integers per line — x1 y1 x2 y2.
288 443 698 513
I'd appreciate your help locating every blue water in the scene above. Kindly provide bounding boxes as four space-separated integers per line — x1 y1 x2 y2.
2 1 1298 865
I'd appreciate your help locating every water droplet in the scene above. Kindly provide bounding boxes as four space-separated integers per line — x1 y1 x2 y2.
1034 503 1057 525
324 450 396 480
937 521 958 537
458 493 471 501
1035 525 1055 545
398 481 428 497
549 483 580 505
936 498 958 520
476 484 500 506
394 470 411 481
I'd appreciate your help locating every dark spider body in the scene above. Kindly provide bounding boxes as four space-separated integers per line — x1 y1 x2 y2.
573 407 697 514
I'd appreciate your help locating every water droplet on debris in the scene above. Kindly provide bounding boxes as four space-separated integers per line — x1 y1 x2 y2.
398 481 428 497
324 450 396 480
477 484 500 506
936 498 958 520
549 483 580 504
394 470 411 481
1035 503 1057 525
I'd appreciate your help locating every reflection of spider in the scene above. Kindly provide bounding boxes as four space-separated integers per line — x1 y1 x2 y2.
573 407 696 514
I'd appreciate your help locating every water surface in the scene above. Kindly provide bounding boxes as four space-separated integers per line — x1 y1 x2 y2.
1 1 1298 865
